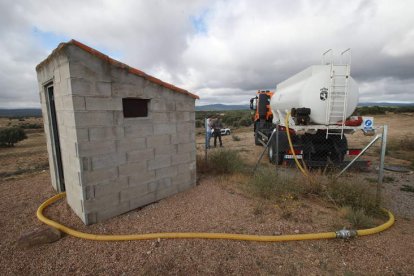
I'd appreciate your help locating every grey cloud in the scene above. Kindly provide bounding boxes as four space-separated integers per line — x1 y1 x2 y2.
0 0 413 108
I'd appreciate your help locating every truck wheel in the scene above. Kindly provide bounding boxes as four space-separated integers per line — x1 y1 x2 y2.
330 135 348 163
268 143 276 164
268 133 283 164
226 130 230 135
254 124 261 146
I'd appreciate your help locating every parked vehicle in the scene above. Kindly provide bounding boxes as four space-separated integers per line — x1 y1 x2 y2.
220 128 231 135
250 49 374 168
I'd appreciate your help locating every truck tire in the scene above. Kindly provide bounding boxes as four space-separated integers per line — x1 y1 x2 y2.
254 123 261 146
330 135 348 163
268 133 283 164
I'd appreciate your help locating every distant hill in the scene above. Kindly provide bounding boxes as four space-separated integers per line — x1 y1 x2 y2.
358 102 414 107
0 108 42 118
196 104 249 111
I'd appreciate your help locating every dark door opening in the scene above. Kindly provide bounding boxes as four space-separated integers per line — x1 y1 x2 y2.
45 84 65 192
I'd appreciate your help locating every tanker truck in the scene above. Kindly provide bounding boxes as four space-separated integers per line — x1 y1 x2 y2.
251 49 374 168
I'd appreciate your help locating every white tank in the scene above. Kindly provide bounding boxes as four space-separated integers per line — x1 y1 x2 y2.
271 65 359 125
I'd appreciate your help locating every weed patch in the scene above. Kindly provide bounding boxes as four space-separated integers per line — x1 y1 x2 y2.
248 168 305 200
197 149 244 175
339 206 375 228
324 177 379 216
232 135 241 141
401 184 414 193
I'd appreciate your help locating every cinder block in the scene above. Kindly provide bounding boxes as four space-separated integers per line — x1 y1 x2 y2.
69 77 93 95
177 162 196 174
81 167 118 185
66 194 85 221
155 165 177 179
171 152 190 165
127 148 154 162
172 112 191 122
73 96 86 110
116 137 146 152
128 170 155 186
171 132 192 144
172 171 192 186
85 97 122 111
146 134 170 148
112 82 145 97
118 161 147 176
96 201 130 222
153 123 176 135
83 192 120 213
91 152 127 170
94 177 128 198
120 184 148 201
154 186 179 200
149 178 172 192
176 101 194 111
89 126 124 141
176 122 194 133
95 81 112 97
148 155 171 170
74 111 114 127
154 144 176 157
177 142 195 153
124 123 154 138
129 192 156 210
152 112 169 123
77 140 116 157
75 128 89 142
151 99 175 112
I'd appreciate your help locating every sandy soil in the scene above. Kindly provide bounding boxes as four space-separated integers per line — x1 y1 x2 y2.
1 114 414 275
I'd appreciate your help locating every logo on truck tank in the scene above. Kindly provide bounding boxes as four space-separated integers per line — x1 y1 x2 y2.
320 88 328 101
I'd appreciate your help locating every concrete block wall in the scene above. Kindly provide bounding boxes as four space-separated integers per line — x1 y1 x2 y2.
37 43 197 225
37 51 85 220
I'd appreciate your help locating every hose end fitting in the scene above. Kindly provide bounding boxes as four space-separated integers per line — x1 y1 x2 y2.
335 229 357 239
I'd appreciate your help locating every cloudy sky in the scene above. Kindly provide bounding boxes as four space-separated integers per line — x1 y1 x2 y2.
0 0 413 108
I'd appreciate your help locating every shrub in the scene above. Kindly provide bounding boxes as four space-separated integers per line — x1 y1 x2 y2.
196 154 210 174
0 127 27 147
324 177 378 215
208 149 244 174
249 168 305 200
387 136 414 151
340 207 375 228
232 135 241 141
19 123 42 129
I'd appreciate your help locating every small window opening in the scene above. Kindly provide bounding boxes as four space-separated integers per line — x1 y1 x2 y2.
122 98 149 118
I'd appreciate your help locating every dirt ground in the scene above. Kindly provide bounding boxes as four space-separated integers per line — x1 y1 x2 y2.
1 114 414 275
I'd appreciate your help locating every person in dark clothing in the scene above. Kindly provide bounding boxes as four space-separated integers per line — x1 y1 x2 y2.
211 115 223 147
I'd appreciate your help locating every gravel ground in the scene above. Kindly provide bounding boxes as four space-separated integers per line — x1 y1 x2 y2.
1 114 414 275
1 170 414 275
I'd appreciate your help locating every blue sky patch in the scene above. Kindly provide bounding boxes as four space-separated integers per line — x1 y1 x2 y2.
190 9 209 34
31 27 123 60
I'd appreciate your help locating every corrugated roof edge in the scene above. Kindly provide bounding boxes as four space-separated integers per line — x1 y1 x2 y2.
36 39 200 100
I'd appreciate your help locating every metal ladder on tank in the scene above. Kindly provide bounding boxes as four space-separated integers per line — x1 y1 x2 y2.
324 48 351 139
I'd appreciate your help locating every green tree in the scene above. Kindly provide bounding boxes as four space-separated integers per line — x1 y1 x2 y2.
0 127 27 147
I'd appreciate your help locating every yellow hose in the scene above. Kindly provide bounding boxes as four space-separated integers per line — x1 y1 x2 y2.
285 112 308 176
37 192 394 242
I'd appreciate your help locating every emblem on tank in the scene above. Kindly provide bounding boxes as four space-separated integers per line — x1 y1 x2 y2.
320 88 328 101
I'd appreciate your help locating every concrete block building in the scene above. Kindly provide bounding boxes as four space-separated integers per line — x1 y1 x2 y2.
36 40 199 224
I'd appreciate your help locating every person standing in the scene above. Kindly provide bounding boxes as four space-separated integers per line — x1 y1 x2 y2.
205 115 213 149
212 115 223 147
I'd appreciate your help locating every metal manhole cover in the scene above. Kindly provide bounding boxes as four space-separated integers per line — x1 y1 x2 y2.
384 165 412 173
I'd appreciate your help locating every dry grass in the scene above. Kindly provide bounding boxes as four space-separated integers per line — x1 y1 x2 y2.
1 114 414 274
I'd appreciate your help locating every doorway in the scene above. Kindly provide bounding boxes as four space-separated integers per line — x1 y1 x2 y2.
45 83 65 192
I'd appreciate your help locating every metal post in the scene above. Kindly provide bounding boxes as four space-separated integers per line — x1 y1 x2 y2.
253 129 276 173
377 125 388 206
337 134 381 176
275 124 279 168
204 117 208 163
